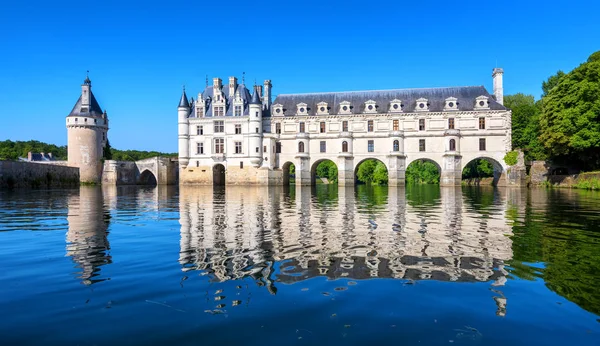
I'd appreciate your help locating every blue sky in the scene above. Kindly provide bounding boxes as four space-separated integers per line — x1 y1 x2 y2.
0 0 598 152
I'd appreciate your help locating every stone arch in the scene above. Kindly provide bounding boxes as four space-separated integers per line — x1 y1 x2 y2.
282 161 295 185
212 163 226 186
354 158 389 185
461 156 504 186
138 169 157 185
310 159 338 185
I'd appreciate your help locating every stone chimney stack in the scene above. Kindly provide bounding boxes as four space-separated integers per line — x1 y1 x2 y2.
213 77 222 91
228 76 237 97
492 68 504 105
263 79 272 111
256 85 263 99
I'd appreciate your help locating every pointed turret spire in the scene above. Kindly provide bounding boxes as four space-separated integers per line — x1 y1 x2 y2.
83 70 91 86
250 86 261 105
178 86 189 108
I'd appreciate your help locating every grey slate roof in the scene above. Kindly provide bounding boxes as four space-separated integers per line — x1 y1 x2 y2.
270 85 506 116
178 90 189 108
250 88 261 104
67 90 105 118
190 84 253 118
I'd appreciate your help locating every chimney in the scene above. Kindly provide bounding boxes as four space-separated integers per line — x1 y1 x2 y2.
263 80 272 110
228 76 237 97
492 68 504 105
213 77 222 90
257 85 263 98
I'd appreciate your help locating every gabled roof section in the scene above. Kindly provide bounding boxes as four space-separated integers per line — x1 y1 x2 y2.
199 84 253 117
269 86 506 116
67 90 104 118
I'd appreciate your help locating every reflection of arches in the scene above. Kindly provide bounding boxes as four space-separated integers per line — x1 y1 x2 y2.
310 159 338 185
213 164 226 186
139 169 157 185
354 158 388 185
461 157 504 186
282 161 295 185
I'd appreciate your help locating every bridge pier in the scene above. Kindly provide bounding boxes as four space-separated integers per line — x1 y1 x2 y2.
295 155 312 186
440 154 462 186
388 154 406 186
337 155 355 187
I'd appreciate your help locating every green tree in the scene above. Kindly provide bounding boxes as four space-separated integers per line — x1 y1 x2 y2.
539 51 600 169
356 159 377 184
541 70 566 97
406 160 440 184
315 160 338 183
462 159 494 179
504 93 546 161
372 161 388 185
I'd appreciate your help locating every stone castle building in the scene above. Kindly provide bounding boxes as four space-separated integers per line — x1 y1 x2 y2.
178 69 512 186
66 75 109 184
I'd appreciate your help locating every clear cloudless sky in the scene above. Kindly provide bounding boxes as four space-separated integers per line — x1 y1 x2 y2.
0 0 598 152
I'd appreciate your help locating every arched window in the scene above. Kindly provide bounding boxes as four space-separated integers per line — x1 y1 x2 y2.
393 140 399 152
449 139 456 151
298 141 305 153
342 141 348 152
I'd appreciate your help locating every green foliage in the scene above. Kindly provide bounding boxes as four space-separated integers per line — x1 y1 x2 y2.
0 139 175 162
542 70 566 97
289 163 295 176
504 94 546 161
462 159 494 179
406 160 439 184
315 160 338 183
503 151 518 166
0 140 68 160
539 51 600 169
573 177 600 190
356 159 388 185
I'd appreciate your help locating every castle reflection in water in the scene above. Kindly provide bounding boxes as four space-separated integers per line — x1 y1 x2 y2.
65 185 526 316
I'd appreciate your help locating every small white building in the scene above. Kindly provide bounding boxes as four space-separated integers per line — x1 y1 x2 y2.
178 69 511 186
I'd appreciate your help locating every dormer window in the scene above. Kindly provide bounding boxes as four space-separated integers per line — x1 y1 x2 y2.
317 102 329 115
364 100 377 114
339 101 352 115
416 98 429 112
296 102 308 115
475 96 490 110
444 97 459 111
390 99 403 113
272 103 284 116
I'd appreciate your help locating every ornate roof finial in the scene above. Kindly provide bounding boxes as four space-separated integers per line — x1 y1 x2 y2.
83 70 91 85
182 84 185 92
205 75 208 87
242 71 245 85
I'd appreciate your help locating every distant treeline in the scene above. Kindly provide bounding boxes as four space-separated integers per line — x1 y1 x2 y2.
0 140 176 162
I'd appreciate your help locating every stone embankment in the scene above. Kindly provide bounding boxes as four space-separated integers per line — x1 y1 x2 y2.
0 160 79 188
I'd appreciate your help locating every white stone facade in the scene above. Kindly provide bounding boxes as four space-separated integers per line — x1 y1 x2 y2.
178 69 511 186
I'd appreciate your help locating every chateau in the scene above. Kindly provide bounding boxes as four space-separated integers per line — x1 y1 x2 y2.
178 69 512 186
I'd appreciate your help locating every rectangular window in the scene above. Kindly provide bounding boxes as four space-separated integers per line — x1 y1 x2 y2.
215 138 224 154
214 106 224 117
419 139 426 152
234 105 242 116
275 123 281 134
214 121 224 133
393 119 399 131
342 121 348 132
255 127 259 133
199 126 204 135
275 142 281 153
235 141 242 154
320 122 326 133
197 142 204 154
479 138 486 151
235 124 241 134
299 122 305 133
419 119 425 131
448 118 455 129
255 147 259 153
320 141 326 153
368 140 374 152
368 120 374 132
240 161 243 169
196 126 201 135
264 145 267 152
479 117 485 129
197 107 203 117
196 161 199 167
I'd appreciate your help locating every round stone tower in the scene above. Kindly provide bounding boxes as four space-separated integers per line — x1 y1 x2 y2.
248 86 263 167
66 75 109 184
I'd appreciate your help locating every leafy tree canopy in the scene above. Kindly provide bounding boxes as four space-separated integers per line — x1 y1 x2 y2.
356 159 388 185
504 94 546 161
539 51 600 169
406 160 439 184
315 160 338 183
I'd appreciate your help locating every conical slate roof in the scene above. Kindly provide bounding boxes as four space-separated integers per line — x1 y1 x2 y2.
179 89 189 108
67 90 104 118
250 88 261 105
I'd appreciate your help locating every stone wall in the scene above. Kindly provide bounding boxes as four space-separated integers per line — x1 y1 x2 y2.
548 172 600 188
0 160 80 189
529 161 550 185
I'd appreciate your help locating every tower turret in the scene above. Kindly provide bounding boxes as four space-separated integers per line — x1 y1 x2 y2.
249 86 263 166
492 68 504 105
66 74 108 184
178 87 190 168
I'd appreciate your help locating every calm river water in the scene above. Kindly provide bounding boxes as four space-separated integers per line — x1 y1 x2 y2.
1 185 599 345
